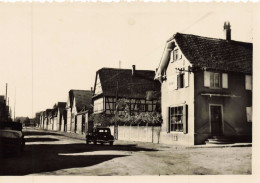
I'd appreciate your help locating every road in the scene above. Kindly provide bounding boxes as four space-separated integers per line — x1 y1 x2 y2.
0 128 251 175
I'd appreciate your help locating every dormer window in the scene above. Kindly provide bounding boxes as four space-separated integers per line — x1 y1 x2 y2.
173 49 179 61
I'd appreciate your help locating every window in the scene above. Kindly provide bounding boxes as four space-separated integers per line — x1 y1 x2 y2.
246 107 252 122
210 72 220 88
245 75 252 90
168 105 188 133
173 49 179 61
204 71 221 88
137 103 147 112
177 73 184 89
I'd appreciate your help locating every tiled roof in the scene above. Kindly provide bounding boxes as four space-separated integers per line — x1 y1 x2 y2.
173 33 252 74
95 68 161 99
69 90 93 112
57 102 66 109
45 109 52 117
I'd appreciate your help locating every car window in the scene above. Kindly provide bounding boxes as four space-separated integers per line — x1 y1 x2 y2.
97 129 110 133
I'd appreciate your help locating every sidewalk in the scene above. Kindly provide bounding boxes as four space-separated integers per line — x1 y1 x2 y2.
35 127 252 148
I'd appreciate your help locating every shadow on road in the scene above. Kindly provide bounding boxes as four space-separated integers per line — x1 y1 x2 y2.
23 131 63 136
0 142 158 175
25 137 60 142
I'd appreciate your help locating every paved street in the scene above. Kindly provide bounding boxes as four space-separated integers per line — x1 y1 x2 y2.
0 128 251 175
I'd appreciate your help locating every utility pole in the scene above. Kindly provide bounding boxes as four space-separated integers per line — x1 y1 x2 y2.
14 87 16 120
5 83 8 105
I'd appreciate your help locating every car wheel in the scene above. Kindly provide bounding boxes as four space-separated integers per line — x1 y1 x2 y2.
110 142 113 146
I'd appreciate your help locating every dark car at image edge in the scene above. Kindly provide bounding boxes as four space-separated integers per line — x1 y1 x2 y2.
0 122 25 156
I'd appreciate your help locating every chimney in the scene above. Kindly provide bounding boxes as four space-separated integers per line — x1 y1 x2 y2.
223 21 231 41
132 65 136 76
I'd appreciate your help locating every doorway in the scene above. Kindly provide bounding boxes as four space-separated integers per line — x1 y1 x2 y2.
210 105 223 136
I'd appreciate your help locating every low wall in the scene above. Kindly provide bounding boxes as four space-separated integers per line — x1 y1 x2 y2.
109 125 161 143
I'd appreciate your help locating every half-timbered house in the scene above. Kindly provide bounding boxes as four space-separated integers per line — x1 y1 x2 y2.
93 66 161 118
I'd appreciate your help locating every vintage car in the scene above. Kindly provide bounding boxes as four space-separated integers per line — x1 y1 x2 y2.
0 122 25 156
86 127 114 145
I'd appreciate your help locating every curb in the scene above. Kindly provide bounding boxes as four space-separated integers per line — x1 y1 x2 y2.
187 143 252 148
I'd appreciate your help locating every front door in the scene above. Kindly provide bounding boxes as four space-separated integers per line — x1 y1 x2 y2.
210 105 223 135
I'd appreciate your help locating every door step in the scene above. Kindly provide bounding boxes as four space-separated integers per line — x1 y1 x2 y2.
205 136 234 145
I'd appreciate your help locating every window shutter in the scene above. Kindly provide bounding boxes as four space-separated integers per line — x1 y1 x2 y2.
183 105 188 134
204 71 210 87
166 107 170 133
245 75 252 90
177 74 180 89
185 72 189 87
222 73 228 88
246 107 252 122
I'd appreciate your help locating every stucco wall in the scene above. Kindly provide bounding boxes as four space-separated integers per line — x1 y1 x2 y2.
194 71 252 144
66 109 71 132
109 125 161 143
76 115 82 134
53 117 58 131
160 54 195 146
47 118 53 130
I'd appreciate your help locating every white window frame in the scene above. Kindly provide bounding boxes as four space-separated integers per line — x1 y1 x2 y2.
169 104 187 133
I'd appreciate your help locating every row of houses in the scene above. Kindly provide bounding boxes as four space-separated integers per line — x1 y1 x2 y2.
36 66 161 136
36 22 253 145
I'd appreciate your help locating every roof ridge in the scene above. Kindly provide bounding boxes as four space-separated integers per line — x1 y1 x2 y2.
176 32 252 44
70 89 92 92
98 67 155 72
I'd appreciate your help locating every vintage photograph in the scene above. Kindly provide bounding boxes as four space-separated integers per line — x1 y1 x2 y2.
0 1 255 178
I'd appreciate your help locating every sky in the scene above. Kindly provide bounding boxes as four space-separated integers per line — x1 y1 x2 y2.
0 2 256 118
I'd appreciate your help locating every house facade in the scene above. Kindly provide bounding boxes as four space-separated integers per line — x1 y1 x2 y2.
39 111 45 128
155 22 252 145
55 102 66 131
44 109 52 130
60 108 67 132
66 90 93 133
